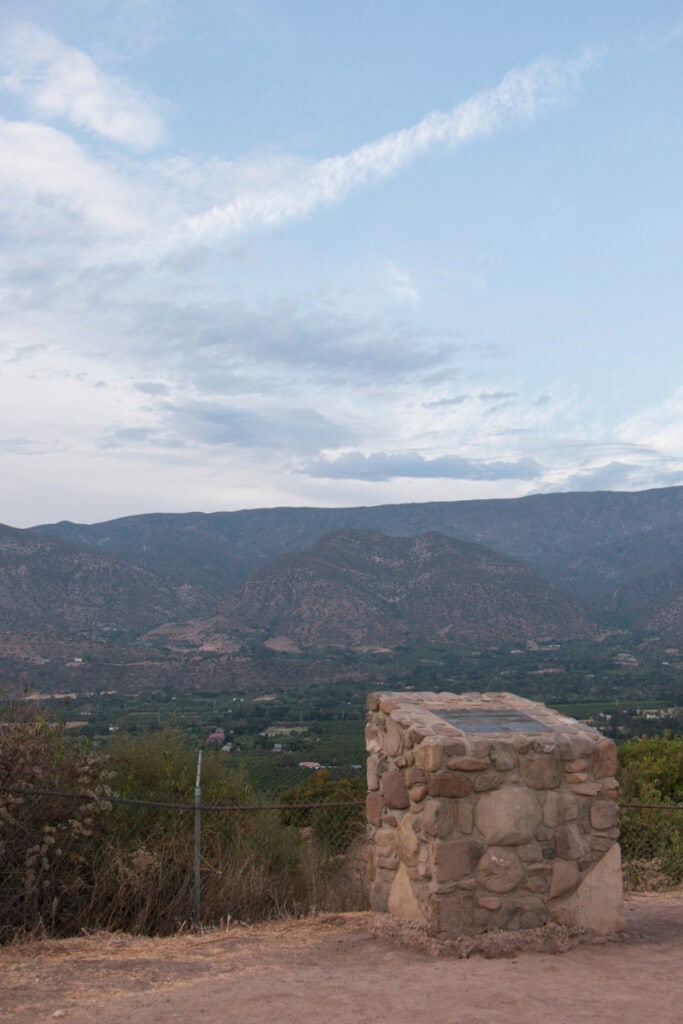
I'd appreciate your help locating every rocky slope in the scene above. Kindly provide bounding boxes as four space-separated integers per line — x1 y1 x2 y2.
216 530 596 650
30 486 683 626
0 523 208 637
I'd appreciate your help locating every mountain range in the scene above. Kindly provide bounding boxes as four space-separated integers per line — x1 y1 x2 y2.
1 485 681 691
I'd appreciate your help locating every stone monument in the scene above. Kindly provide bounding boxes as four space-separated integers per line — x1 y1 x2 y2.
366 690 623 938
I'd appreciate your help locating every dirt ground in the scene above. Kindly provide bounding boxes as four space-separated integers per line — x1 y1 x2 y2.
1 892 681 1024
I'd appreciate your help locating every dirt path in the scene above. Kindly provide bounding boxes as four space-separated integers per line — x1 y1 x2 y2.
1 892 681 1024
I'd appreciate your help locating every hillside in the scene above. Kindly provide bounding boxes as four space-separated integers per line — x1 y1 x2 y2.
0 523 208 637
216 530 596 650
3 486 683 694
30 486 683 624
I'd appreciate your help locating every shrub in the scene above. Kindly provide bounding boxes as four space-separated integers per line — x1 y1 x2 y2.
618 735 683 889
0 708 112 940
278 769 365 852
0 712 368 940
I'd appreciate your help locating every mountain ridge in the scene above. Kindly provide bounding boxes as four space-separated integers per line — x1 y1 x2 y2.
215 529 597 650
27 485 683 625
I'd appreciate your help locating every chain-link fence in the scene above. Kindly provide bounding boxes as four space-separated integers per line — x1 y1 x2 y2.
3 781 681 943
0 783 367 942
619 802 683 892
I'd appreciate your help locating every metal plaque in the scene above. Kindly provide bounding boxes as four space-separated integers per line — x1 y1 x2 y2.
435 708 551 734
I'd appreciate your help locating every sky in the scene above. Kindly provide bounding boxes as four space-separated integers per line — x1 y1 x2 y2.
1 1 682 528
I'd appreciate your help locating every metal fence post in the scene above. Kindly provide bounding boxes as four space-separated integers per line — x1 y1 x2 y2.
194 750 203 926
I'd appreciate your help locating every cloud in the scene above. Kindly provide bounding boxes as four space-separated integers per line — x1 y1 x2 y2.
182 49 599 242
479 389 517 402
618 387 683 456
97 426 157 450
0 23 164 149
0 118 149 236
114 297 463 387
303 450 543 482
561 460 638 492
165 403 355 453
636 23 683 52
134 380 170 395
144 400 358 454
423 396 469 409
386 262 420 307
0 436 51 455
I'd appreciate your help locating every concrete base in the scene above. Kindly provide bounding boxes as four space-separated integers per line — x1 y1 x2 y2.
550 843 625 933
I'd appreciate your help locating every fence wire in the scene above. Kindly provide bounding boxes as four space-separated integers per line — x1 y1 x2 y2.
619 802 683 891
2 787 681 943
0 785 366 942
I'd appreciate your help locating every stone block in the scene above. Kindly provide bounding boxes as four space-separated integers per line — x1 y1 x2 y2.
397 814 420 866
384 718 404 757
430 891 476 937
421 798 455 838
376 826 399 870
593 738 617 779
409 784 428 804
475 787 541 845
590 835 615 852
543 789 579 827
549 858 579 898
366 791 383 826
558 731 596 759
473 770 506 792
477 895 501 911
388 861 423 920
365 723 383 754
517 842 543 862
490 741 517 771
476 847 525 893
568 781 601 797
380 769 410 809
367 844 376 881
443 738 469 757
407 723 434 746
447 756 490 771
379 697 401 713
375 826 397 853
521 752 562 789
377 851 399 871
369 877 390 912
428 773 472 798
590 800 619 831
405 767 429 786
555 822 588 860
366 754 381 791
459 799 474 834
417 845 431 879
502 895 547 930
523 874 549 894
413 739 443 772
433 838 479 883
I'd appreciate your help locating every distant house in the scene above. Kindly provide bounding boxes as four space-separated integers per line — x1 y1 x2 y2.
206 729 225 747
297 761 321 770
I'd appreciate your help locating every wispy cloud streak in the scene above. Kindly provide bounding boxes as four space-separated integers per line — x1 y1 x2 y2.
183 49 600 242
0 23 164 149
